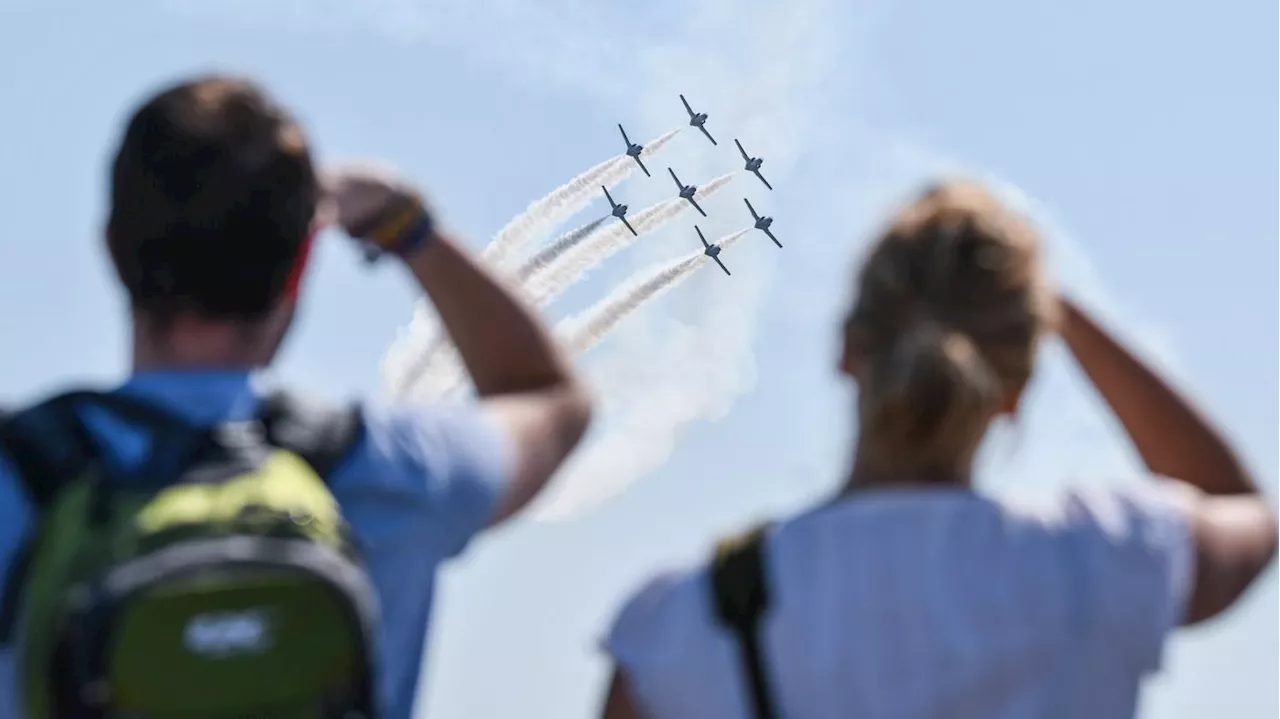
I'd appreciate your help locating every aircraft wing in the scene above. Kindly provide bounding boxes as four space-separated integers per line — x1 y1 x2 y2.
618 124 630 145
689 197 707 217
735 139 749 161
744 197 759 219
680 94 694 116
602 186 616 206
669 167 682 189
621 217 638 236
699 125 718 145
712 256 731 276
633 156 650 177
696 226 709 248
753 169 773 190
764 228 782 248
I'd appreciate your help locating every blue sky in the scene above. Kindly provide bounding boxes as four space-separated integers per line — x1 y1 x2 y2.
0 0 1274 717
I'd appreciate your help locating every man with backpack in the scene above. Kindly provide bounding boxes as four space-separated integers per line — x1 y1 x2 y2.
0 75 593 719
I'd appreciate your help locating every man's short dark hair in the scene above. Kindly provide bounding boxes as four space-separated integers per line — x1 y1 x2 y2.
107 75 319 320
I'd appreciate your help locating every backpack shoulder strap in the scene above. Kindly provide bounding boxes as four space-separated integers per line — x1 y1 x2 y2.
0 391 108 507
258 390 365 478
0 391 116 643
710 522 777 719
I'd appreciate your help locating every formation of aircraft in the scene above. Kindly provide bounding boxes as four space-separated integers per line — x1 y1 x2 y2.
602 186 637 236
735 139 771 190
668 168 707 217
696 226 731 276
745 198 781 247
617 124 650 177
600 95 786 279
680 94 717 145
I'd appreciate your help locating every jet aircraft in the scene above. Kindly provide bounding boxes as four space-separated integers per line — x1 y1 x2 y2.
680 94 717 145
744 198 781 247
696 226 731 276
618 124 650 177
603 186 637 236
735 139 772 190
669 168 707 217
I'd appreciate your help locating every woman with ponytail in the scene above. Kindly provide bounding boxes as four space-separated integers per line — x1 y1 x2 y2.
597 181 1276 719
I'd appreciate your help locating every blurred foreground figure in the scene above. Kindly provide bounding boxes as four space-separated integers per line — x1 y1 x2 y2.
599 181 1276 719
0 75 591 719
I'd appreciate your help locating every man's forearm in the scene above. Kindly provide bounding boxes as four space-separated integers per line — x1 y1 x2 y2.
404 231 577 397
1059 298 1256 497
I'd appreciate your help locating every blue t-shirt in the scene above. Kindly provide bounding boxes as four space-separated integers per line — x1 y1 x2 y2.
0 370 513 719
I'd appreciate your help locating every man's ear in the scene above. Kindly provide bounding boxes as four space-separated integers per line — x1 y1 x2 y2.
104 224 126 287
839 334 861 378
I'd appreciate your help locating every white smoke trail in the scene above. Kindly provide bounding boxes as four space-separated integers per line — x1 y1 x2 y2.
480 128 680 268
380 300 446 397
527 172 737 305
514 216 607 282
415 230 750 400
384 130 682 400
561 229 751 355
407 197 675 396
389 216 611 398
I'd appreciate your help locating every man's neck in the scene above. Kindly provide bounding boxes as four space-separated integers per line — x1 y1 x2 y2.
131 317 268 374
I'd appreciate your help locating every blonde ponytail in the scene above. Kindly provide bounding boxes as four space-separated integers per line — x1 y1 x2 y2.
858 321 1000 471
846 180 1054 474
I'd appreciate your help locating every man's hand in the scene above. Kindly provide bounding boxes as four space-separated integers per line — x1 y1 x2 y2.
320 163 435 259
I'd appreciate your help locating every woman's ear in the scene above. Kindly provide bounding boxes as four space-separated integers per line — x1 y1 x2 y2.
998 379 1027 416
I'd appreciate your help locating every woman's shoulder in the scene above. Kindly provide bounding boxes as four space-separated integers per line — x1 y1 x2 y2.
608 563 709 644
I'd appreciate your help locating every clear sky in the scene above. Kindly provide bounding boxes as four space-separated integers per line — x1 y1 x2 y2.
0 0 1275 717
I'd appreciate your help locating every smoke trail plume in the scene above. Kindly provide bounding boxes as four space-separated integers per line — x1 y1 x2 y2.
561 229 751 355
638 130 679 160
481 128 680 268
392 216 610 398
381 301 446 397
527 172 736 305
417 229 751 401
515 216 607 282
383 131 682 400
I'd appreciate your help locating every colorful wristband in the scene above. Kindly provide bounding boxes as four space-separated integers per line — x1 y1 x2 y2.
389 209 436 259
368 200 425 248
358 196 438 262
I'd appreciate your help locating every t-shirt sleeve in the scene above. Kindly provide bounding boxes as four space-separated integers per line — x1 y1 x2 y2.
0 454 34 649
1064 481 1195 672
603 568 741 719
332 402 514 560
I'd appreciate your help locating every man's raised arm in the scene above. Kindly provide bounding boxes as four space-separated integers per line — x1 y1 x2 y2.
325 165 593 526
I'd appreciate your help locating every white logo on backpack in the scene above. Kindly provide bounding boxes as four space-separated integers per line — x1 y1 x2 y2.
183 609 274 657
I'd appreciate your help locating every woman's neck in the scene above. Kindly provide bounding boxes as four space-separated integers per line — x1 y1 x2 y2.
839 445 974 497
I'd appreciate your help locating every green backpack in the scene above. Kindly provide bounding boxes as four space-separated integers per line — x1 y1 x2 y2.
0 389 380 719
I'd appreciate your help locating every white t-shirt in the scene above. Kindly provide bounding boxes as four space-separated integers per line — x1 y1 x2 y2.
605 485 1193 719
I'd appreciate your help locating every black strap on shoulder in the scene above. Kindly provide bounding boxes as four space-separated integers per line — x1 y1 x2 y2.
258 390 365 478
0 390 207 505
710 522 777 719
0 391 114 506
